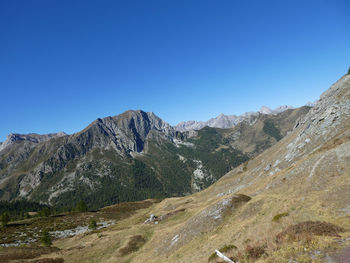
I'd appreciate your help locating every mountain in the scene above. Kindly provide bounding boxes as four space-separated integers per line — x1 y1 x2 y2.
175 105 295 132
259 105 294 115
0 107 309 210
32 74 350 262
0 132 67 152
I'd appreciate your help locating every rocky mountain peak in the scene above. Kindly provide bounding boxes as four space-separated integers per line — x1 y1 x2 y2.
259 105 294 115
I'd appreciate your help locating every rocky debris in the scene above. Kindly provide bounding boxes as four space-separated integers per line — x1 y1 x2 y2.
0 237 37 247
264 164 271 171
0 220 116 247
192 160 214 192
144 209 186 224
144 214 157 224
50 220 115 238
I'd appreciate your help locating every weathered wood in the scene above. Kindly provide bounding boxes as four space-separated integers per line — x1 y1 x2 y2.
215 249 235 263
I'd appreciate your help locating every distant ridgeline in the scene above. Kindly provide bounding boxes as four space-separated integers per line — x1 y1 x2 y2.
0 107 310 209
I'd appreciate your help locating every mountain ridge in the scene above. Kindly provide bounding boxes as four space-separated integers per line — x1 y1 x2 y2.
174 104 314 132
0 106 309 209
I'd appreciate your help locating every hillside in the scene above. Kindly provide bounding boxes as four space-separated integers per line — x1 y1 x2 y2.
0 107 309 210
12 73 350 263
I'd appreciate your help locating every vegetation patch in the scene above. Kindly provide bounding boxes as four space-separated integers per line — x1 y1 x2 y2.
243 161 248 172
241 244 266 260
272 212 289 222
263 119 282 141
207 244 237 262
0 246 59 261
118 235 146 256
30 258 64 263
231 194 251 206
276 221 345 243
219 244 237 253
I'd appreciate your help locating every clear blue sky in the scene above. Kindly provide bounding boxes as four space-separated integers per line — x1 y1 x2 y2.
1 0 349 141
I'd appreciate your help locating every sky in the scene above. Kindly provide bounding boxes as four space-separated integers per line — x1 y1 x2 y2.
0 0 349 141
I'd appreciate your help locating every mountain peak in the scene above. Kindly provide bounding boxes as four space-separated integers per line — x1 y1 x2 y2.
259 106 273 114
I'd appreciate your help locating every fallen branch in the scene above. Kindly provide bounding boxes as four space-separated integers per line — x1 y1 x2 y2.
215 249 235 263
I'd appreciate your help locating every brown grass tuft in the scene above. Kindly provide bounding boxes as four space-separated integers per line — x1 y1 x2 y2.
276 221 344 243
231 194 251 205
118 235 146 256
243 244 266 259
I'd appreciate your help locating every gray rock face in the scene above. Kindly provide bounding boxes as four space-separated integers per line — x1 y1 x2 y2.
283 74 350 165
71 110 176 154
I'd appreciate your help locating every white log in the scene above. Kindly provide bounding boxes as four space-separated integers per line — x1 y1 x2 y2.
215 249 235 263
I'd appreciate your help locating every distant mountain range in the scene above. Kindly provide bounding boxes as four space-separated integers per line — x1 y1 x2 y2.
175 103 315 132
0 105 310 209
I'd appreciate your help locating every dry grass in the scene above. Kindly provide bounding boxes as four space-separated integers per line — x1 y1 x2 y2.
30 258 64 263
276 221 344 243
0 246 59 262
118 235 146 256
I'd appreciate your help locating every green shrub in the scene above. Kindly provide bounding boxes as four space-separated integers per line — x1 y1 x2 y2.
272 212 289 222
220 244 237 253
40 207 51 217
89 219 97 230
348 67 350 75
207 252 217 262
1 212 10 227
76 200 87 212
243 161 248 171
40 231 52 247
